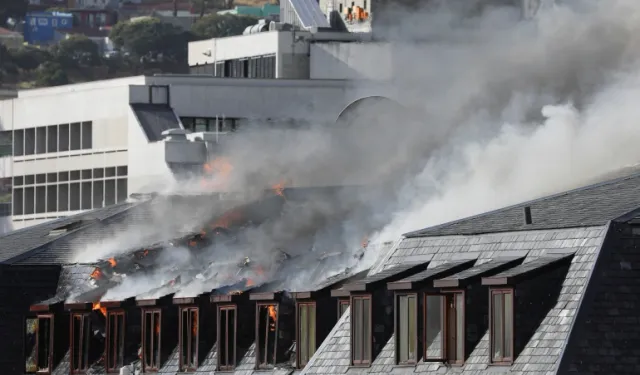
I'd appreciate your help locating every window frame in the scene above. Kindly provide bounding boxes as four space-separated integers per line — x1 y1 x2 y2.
441 290 465 366
217 304 237 371
179 306 199 372
25 314 55 374
296 301 317 368
350 294 372 366
106 310 125 372
395 293 419 365
489 287 515 365
142 308 162 372
70 312 91 374
255 302 279 369
338 298 350 318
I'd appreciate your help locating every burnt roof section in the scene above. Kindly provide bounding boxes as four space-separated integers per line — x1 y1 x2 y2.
482 253 574 286
339 262 429 292
30 264 101 310
406 170 640 237
387 259 476 290
433 257 525 288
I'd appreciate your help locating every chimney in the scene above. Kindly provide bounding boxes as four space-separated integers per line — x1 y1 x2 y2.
524 206 532 225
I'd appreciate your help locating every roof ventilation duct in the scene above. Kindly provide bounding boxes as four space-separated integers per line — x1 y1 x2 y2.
524 206 532 225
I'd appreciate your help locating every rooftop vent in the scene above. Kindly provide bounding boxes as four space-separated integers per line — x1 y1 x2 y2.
524 206 532 225
47 220 89 237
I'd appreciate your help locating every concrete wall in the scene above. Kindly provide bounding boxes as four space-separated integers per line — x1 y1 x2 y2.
310 42 391 80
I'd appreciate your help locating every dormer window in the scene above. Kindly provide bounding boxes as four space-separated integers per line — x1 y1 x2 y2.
179 306 199 371
296 302 316 367
350 295 372 366
490 288 514 364
106 310 125 372
256 303 278 369
24 315 53 374
217 305 237 371
395 293 418 364
422 291 465 365
142 309 162 371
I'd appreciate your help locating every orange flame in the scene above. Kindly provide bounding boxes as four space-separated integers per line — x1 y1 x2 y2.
192 312 198 336
155 319 160 335
107 258 117 267
189 240 197 247
201 157 233 190
267 305 277 331
272 181 285 197
90 267 103 280
255 266 265 276
211 210 243 229
93 302 107 316
361 237 369 249
246 278 255 287
227 290 242 295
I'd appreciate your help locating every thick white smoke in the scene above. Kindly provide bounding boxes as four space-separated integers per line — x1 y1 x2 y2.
373 0 640 240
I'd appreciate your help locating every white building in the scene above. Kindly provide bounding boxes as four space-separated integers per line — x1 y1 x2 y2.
0 75 376 231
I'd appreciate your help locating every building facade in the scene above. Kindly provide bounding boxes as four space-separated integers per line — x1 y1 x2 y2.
0 75 374 231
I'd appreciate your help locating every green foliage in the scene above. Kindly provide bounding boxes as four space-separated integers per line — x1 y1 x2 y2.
35 62 69 87
109 18 192 64
10 47 52 71
51 35 102 68
192 14 258 40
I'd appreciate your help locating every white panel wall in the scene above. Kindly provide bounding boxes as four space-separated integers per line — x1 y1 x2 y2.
310 42 392 80
188 32 281 66
157 78 351 122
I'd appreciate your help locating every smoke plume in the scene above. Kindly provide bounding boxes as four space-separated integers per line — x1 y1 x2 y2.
74 0 640 300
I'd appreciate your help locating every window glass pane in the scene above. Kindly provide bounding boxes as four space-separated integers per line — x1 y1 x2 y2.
455 293 464 361
504 292 513 358
408 295 416 361
181 309 188 367
309 305 316 360
398 296 408 362
363 298 371 361
190 309 198 366
492 293 503 361
220 310 227 367
25 318 38 373
425 295 444 359
38 318 51 370
144 313 152 368
353 299 362 362
300 305 308 364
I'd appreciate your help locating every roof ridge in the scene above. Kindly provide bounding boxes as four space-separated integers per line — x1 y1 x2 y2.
404 169 640 238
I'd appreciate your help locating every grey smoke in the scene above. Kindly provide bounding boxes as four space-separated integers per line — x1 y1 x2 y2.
75 0 640 299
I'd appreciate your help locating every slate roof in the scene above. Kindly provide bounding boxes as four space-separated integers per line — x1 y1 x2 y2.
301 226 608 375
406 171 640 237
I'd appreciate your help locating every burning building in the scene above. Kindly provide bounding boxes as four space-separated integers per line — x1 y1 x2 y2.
4 170 640 375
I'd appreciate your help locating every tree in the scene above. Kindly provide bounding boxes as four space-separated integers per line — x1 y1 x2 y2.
35 62 69 87
192 14 258 40
109 18 192 69
51 35 102 68
10 47 52 71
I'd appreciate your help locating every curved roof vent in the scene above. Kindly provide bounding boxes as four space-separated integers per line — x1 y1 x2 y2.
243 19 271 35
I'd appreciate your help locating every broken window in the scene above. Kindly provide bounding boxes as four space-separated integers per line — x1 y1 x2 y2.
297 302 316 367
490 288 514 364
338 299 350 317
351 295 371 365
217 305 236 371
106 311 125 372
179 307 199 371
256 304 278 368
424 294 445 361
71 313 91 373
396 294 418 364
24 315 53 374
143 309 161 371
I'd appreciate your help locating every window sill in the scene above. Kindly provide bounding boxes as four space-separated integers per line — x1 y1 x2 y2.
349 364 372 368
489 361 513 366
394 363 417 368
